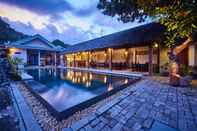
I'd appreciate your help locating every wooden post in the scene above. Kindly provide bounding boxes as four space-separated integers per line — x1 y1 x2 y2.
108 48 112 70
73 54 76 67
157 44 160 73
87 52 90 68
126 48 129 69
148 45 153 75
60 55 64 66
54 52 57 66
38 50 41 66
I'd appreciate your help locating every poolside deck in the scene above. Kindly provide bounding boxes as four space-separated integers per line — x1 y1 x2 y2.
23 65 147 77
12 75 197 131
64 77 197 131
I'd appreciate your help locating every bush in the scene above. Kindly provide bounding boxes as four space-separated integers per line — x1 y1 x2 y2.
191 66 197 79
179 64 192 76
9 73 21 81
160 62 169 76
0 114 19 131
0 88 12 110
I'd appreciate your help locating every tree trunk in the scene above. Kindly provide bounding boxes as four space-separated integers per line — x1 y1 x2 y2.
169 37 192 86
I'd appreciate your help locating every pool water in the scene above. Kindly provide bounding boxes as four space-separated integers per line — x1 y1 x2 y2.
25 68 136 119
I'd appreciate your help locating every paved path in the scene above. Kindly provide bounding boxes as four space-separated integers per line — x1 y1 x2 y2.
64 77 197 131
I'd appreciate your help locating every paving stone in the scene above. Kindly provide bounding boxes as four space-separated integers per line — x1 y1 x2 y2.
78 128 86 131
62 127 73 131
99 116 109 124
132 122 142 130
111 123 124 131
90 118 100 127
96 99 119 115
108 119 118 128
93 121 105 131
84 125 93 131
101 125 111 131
68 78 197 131
143 118 154 129
71 118 89 131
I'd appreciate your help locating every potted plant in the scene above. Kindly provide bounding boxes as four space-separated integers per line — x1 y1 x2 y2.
160 62 169 76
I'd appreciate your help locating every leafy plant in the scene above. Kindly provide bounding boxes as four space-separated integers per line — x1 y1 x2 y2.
7 56 22 81
179 64 192 76
0 88 12 110
97 0 197 48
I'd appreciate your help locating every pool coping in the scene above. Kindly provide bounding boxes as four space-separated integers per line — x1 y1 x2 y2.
59 67 146 77
10 82 42 131
22 74 141 121
23 66 145 78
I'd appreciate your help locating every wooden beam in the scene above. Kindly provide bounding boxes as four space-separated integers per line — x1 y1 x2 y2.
38 50 41 66
148 45 153 75
73 54 76 67
87 52 90 68
157 44 160 73
108 48 112 70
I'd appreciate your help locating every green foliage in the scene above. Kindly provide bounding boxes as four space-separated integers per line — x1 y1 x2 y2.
0 88 12 110
179 64 192 76
7 56 23 80
52 39 70 48
0 18 28 43
97 0 197 47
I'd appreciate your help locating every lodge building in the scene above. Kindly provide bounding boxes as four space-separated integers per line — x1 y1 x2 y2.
61 22 197 75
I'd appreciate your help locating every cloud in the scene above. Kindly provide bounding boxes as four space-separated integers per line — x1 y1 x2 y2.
2 17 94 44
0 0 73 16
0 0 151 45
0 0 98 18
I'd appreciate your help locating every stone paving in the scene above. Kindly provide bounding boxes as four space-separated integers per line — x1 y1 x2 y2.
64 77 197 131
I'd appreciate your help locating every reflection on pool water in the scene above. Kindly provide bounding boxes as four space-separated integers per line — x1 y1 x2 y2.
25 68 134 118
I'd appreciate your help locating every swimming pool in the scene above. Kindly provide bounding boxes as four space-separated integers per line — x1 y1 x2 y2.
24 68 139 120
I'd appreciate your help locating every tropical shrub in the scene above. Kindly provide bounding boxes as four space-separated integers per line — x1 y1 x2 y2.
7 56 22 81
0 88 12 110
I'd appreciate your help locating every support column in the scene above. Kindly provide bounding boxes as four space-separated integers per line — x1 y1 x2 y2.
108 48 112 70
87 52 90 68
54 52 57 66
38 50 41 66
60 55 64 66
195 44 197 66
148 45 153 76
73 54 76 67
125 48 129 68
157 44 160 73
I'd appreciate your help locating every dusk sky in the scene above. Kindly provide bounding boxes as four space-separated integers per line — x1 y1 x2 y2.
0 0 150 45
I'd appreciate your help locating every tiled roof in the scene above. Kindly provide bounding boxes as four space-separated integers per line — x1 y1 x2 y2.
62 22 165 54
5 34 61 51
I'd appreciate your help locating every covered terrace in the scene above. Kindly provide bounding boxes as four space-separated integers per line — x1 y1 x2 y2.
61 23 166 75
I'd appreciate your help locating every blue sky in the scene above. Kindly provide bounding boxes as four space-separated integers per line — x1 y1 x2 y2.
0 0 149 45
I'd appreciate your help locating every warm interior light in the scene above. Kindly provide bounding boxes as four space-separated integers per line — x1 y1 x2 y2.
9 48 18 54
108 83 113 91
124 79 128 84
104 76 107 83
125 50 128 56
154 43 158 48
108 48 112 52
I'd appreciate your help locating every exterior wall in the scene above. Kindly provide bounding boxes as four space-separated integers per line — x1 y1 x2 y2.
112 49 127 63
25 39 52 49
91 51 106 63
8 48 27 64
160 47 169 67
195 44 197 66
